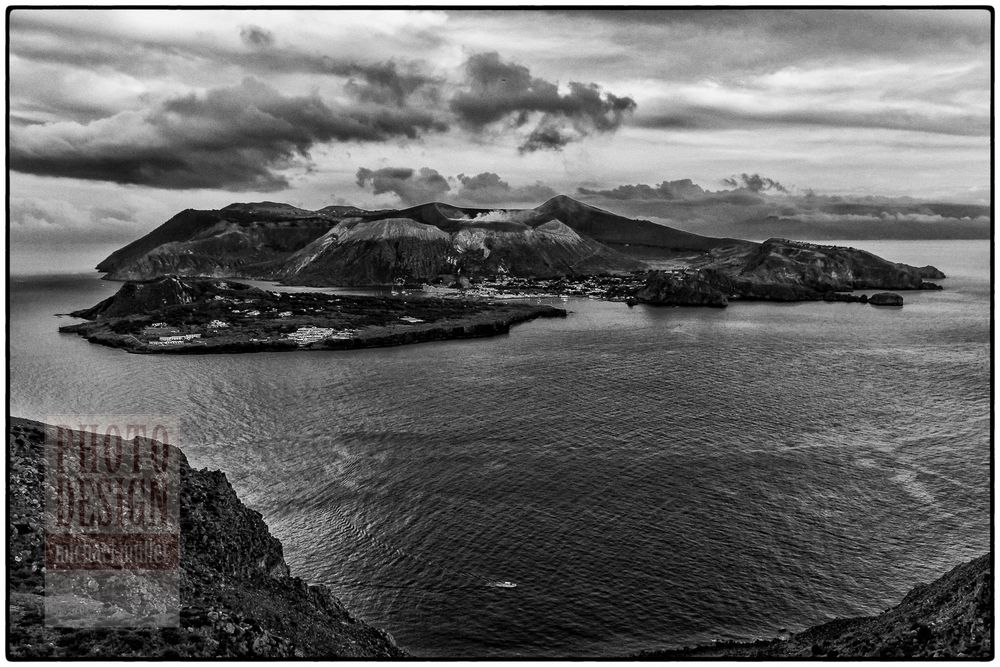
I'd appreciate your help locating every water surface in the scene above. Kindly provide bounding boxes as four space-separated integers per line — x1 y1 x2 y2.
9 240 991 657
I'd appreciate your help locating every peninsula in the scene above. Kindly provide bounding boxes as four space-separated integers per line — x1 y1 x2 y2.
59 276 565 354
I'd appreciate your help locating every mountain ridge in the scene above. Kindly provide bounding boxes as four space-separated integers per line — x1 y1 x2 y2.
95 195 747 285
93 195 945 300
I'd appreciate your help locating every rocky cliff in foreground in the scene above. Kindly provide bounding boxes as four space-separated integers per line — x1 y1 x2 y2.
7 418 405 658
643 553 992 659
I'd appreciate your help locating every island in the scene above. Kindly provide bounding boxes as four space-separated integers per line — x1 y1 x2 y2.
90 196 945 308
58 276 566 354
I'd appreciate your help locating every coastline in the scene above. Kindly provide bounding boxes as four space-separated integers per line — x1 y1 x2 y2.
61 306 567 355
7 417 406 659
641 553 992 659
56 276 567 355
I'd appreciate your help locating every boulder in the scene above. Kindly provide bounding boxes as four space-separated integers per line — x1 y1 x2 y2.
869 292 904 307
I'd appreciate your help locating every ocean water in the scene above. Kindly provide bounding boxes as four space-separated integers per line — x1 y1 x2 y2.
9 240 991 657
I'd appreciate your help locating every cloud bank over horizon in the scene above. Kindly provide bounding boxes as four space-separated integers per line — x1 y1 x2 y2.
8 8 990 248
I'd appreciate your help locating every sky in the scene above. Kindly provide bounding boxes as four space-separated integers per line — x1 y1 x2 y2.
7 8 992 270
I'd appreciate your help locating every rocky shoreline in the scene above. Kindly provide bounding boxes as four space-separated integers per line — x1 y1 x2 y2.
630 238 945 307
8 417 406 658
58 276 566 355
641 553 992 659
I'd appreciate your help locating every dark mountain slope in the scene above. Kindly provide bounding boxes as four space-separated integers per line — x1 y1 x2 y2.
531 195 752 254
645 553 991 659
290 218 454 286
94 196 942 291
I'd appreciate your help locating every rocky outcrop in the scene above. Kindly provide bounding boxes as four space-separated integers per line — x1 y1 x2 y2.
633 270 729 307
66 276 266 320
918 265 947 280
643 553 992 659
625 238 947 305
869 292 904 306
697 238 945 293
7 418 406 659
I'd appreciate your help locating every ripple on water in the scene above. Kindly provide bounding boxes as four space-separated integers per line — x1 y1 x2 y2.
8 241 992 657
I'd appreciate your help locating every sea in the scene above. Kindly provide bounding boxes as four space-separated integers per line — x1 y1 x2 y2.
8 239 992 657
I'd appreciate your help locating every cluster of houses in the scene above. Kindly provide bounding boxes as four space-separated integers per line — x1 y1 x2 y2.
465 273 649 301
148 333 202 347
284 326 358 346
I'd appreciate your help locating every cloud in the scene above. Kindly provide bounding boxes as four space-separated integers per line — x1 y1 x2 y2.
356 166 451 205
722 173 787 193
240 24 274 49
450 52 636 152
578 179 707 201
343 60 441 107
577 178 770 204
10 78 449 191
455 172 556 204
536 9 989 79
6 10 990 205
574 176 991 240
636 102 989 137
519 120 573 154
10 196 154 244
10 14 445 118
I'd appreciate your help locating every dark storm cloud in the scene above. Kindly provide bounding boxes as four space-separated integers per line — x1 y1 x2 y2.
240 25 274 48
354 167 558 206
519 121 573 154
450 52 636 152
342 61 442 107
722 173 787 193
11 78 448 191
356 166 451 205
636 104 989 138
455 172 556 204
